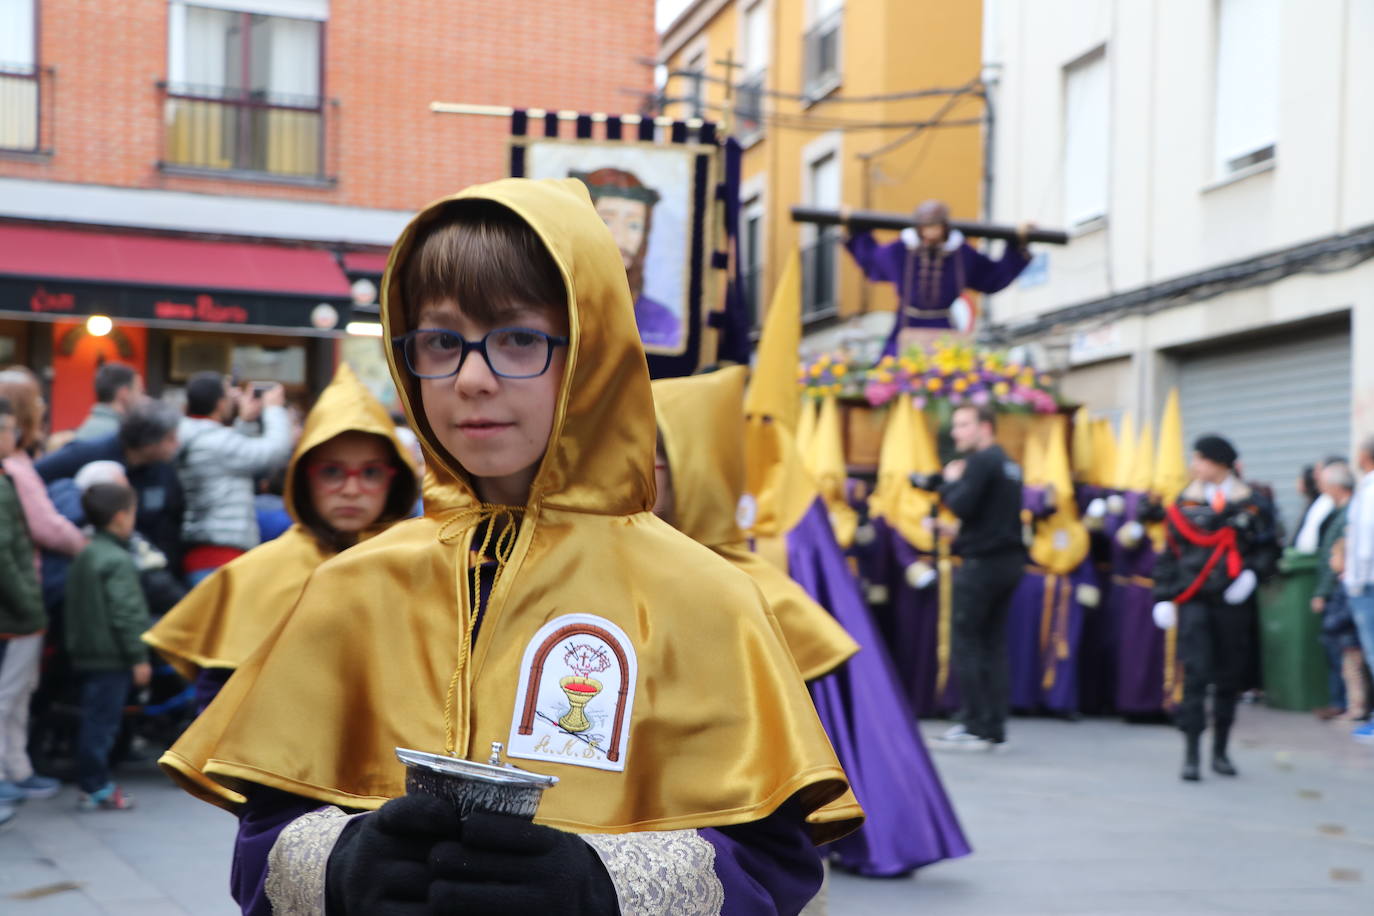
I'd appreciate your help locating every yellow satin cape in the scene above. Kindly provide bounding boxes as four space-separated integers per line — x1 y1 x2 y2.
143 364 419 680
160 178 857 843
653 368 858 682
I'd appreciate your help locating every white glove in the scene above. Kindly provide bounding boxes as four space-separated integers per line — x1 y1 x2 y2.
1152 601 1177 630
1224 568 1257 605
1116 521 1144 549
1085 497 1107 519
905 561 938 590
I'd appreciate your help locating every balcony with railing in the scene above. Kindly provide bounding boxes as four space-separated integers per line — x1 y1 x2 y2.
0 61 53 155
802 6 844 102
159 81 334 184
801 228 841 322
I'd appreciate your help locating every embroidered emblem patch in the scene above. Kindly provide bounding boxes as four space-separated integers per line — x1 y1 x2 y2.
507 614 637 773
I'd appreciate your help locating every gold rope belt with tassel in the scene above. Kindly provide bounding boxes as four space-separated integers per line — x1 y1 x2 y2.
935 532 954 695
1038 573 1074 692
436 503 524 756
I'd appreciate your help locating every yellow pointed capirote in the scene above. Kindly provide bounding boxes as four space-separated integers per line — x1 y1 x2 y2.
809 396 858 548
1152 389 1187 503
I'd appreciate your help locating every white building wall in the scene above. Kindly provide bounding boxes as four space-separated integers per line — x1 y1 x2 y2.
983 0 1374 446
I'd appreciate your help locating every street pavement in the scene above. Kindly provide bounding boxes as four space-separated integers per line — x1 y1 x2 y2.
2 704 1371 914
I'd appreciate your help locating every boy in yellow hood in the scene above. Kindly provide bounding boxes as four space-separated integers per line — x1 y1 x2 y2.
143 363 419 711
160 179 855 916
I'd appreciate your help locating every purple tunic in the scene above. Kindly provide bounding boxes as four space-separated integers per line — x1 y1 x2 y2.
844 231 1030 354
866 517 960 718
231 789 822 916
788 500 971 877
1108 490 1168 715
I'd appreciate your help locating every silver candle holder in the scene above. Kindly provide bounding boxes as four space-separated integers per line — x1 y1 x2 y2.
395 743 558 820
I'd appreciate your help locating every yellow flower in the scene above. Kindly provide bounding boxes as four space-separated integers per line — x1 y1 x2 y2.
809 364 825 378
926 377 943 392
834 364 848 377
953 377 969 393
1017 370 1035 387
993 381 1010 397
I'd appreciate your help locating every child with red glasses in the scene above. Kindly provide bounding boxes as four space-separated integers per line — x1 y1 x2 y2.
144 364 418 711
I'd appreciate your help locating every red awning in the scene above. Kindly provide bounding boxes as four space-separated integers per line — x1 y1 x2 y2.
342 251 390 275
0 223 351 299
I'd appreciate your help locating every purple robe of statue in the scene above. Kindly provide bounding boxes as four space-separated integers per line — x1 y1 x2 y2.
845 229 1030 354
634 294 682 350
788 500 971 877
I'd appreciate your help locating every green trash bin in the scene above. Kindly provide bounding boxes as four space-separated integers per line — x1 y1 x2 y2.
1259 549 1332 711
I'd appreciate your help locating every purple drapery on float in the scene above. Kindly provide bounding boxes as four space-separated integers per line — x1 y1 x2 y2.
787 500 970 876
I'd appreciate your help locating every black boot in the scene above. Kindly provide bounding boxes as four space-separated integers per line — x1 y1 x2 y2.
1181 732 1201 782
1212 722 1237 776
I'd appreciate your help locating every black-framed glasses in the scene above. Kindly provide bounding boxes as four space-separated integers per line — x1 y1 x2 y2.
393 327 569 380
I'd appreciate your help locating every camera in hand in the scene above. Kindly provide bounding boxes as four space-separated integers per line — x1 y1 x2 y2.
251 382 274 399
908 471 945 492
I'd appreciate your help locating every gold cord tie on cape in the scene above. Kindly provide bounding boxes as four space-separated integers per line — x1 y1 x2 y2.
437 503 524 755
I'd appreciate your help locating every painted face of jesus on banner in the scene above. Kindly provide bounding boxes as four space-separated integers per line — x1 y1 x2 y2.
573 167 683 354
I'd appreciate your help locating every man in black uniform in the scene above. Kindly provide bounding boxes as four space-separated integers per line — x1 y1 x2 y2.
933 404 1025 751
1151 435 1278 781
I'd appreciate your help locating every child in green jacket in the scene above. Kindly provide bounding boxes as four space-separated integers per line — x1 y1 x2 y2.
64 483 152 811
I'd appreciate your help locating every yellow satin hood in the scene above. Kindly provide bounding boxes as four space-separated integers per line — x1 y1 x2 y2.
143 363 419 679
653 369 858 681
652 367 749 549
161 179 857 843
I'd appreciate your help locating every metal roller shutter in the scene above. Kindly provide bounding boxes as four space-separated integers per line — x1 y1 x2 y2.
1178 322 1351 536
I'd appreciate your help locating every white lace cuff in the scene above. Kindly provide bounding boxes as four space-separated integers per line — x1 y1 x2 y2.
582 829 725 916
264 806 361 916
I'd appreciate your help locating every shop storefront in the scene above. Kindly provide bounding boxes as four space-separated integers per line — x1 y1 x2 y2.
0 222 355 430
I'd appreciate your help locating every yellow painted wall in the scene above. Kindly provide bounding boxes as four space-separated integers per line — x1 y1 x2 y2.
662 0 983 325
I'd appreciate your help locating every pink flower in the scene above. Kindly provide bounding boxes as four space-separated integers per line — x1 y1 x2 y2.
971 389 991 405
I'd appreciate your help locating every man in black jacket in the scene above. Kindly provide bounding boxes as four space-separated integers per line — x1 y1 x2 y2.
933 404 1025 751
1151 435 1278 781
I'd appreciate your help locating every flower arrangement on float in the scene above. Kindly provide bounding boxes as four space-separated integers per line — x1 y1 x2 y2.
799 338 1061 419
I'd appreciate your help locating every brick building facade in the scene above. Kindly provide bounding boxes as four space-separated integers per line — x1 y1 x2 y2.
0 0 654 421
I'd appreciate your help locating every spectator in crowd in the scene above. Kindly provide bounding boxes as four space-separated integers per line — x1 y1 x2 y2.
177 373 293 586
1294 455 1349 553
0 396 48 809
64 483 152 811
74 362 144 442
37 400 185 570
1292 464 1324 548
0 368 87 574
1343 437 1374 742
0 370 85 804
1311 462 1359 720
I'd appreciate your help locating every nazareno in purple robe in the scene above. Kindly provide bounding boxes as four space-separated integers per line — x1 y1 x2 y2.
787 499 971 877
1108 490 1169 715
1073 483 1121 716
862 516 960 718
845 230 1030 355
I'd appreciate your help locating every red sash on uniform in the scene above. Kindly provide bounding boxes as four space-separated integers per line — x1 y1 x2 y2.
1165 502 1243 604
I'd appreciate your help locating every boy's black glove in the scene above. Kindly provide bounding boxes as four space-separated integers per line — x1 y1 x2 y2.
325 794 461 916
427 812 620 915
